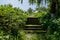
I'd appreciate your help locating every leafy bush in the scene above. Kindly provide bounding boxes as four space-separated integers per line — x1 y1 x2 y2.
0 4 60 40
0 4 29 36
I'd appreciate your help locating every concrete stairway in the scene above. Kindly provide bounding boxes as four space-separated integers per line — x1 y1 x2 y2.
24 17 46 33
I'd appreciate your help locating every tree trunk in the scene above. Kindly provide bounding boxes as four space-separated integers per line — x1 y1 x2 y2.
50 0 60 17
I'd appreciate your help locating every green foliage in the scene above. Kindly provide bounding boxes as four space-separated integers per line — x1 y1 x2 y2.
0 4 60 40
34 12 47 17
34 12 60 40
27 8 33 14
36 7 48 12
0 4 29 36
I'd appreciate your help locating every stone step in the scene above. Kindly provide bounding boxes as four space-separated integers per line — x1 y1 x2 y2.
24 25 45 30
26 18 40 25
24 17 47 33
24 28 45 30
25 25 41 26
24 25 41 28
24 30 46 33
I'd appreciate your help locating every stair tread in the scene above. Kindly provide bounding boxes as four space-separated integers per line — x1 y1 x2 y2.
24 28 44 29
25 25 41 26
24 30 46 33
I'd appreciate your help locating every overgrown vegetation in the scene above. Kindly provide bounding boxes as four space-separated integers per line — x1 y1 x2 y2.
0 1 60 40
